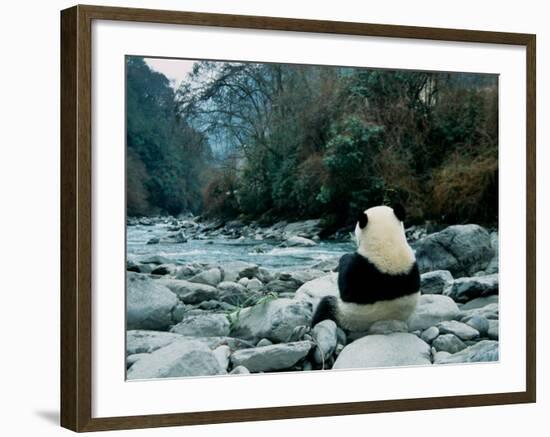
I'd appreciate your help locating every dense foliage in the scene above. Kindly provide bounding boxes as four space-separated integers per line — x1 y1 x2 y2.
126 57 498 227
176 62 497 226
126 57 211 216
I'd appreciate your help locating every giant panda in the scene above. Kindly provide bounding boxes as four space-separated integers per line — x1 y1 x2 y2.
312 204 420 331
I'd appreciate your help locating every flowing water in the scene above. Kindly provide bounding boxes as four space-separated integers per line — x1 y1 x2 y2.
127 224 354 271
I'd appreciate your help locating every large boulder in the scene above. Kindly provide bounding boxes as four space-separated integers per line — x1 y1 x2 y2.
170 313 230 337
415 225 494 277
420 270 453 295
333 333 431 369
435 340 499 364
230 341 313 373
230 298 312 343
126 272 178 330
294 273 339 311
158 279 218 304
407 294 460 331
444 274 498 303
127 340 225 379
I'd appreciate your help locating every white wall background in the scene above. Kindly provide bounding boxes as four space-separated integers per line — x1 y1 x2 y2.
0 0 546 435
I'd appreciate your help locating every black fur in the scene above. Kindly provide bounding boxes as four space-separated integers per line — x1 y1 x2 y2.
311 295 338 327
338 253 419 305
358 212 368 229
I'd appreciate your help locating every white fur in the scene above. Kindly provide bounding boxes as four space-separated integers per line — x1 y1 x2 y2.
336 292 420 331
355 205 415 275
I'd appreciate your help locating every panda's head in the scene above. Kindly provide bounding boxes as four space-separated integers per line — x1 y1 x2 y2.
354 204 415 274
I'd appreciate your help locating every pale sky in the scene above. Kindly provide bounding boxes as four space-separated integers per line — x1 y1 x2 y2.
144 58 196 89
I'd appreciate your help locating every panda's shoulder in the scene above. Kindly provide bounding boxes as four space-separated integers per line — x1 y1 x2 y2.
338 252 375 274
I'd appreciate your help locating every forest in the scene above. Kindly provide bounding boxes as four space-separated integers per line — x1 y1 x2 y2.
126 56 498 228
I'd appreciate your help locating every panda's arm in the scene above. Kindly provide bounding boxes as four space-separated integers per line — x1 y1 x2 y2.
337 253 369 303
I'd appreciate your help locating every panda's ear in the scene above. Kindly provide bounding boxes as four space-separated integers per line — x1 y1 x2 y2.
392 203 406 222
358 212 368 229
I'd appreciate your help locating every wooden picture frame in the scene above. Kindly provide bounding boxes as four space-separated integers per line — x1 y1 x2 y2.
60 4 536 432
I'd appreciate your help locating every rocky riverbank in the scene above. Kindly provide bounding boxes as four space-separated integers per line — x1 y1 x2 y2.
126 216 499 380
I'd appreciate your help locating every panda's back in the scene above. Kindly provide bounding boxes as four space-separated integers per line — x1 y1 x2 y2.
338 252 420 305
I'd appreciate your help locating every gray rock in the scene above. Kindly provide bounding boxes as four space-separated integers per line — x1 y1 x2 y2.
246 278 263 291
437 320 480 340
420 270 453 295
175 264 201 279
127 340 225 379
189 268 222 287
432 334 467 354
336 328 347 346
312 257 340 272
146 237 160 245
436 340 499 364
197 300 236 311
488 320 499 340
230 365 250 375
230 341 313 373
433 351 452 364
141 254 171 265
230 298 312 343
264 279 301 294
256 338 273 347
217 281 249 306
221 261 259 282
282 236 317 247
311 320 338 365
286 269 326 286
294 273 339 311
212 345 231 371
407 294 461 331
127 353 150 368
160 279 218 304
255 267 275 283
465 315 490 337
415 225 494 277
127 330 185 355
161 231 187 244
421 326 440 344
237 277 249 287
170 313 230 337
460 295 499 311
459 303 499 322
485 232 499 274
126 272 179 330
368 320 409 335
283 219 322 239
333 333 431 369
444 274 498 303
151 264 176 276
127 330 254 356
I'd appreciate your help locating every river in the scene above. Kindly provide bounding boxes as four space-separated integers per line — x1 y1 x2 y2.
127 223 354 271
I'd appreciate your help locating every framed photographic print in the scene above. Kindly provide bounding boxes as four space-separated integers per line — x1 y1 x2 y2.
60 4 536 432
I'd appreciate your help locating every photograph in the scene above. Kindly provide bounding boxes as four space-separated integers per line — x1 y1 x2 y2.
125 56 500 380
